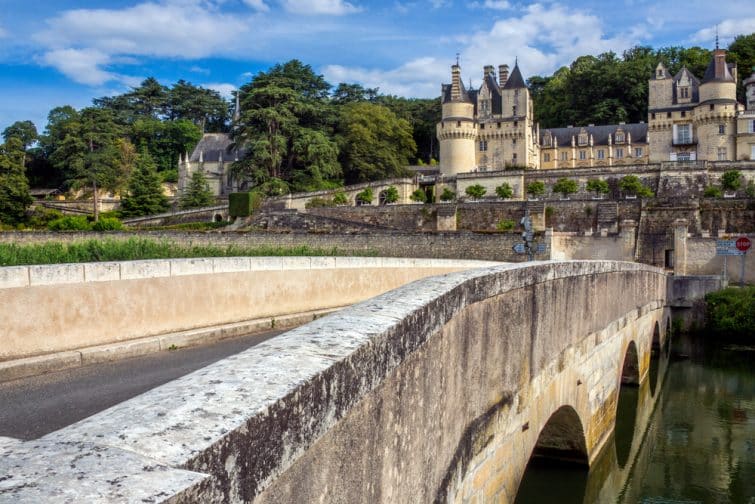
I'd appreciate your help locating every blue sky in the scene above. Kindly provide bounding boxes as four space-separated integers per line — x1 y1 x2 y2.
1 0 753 134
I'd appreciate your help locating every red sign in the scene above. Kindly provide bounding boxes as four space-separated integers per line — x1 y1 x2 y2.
736 237 752 252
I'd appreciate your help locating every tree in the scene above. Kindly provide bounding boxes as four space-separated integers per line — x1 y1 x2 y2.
410 188 427 203
619 175 654 198
526 181 545 198
727 34 755 102
356 188 374 205
332 83 379 104
120 150 170 217
167 80 229 131
0 138 32 224
3 120 38 149
338 102 415 183
465 184 486 199
586 178 610 197
440 187 456 201
180 171 215 209
703 186 723 198
553 178 579 198
382 185 399 204
495 182 513 199
721 170 742 191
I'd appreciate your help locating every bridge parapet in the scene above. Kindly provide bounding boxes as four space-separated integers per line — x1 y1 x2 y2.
1 261 669 503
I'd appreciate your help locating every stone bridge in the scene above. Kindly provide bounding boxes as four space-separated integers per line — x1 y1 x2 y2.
1 261 670 503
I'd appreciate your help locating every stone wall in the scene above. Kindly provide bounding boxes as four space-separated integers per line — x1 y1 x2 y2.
0 230 546 262
684 236 755 284
1 262 669 503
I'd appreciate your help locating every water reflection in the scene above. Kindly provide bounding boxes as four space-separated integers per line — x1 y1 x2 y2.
513 336 755 504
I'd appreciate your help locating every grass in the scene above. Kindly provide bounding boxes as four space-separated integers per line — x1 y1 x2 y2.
0 238 378 266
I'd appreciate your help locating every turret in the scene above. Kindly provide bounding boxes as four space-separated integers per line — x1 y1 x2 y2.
699 48 736 102
438 63 477 175
744 66 755 110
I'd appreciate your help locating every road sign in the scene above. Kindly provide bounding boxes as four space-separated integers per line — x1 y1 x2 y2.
522 231 534 241
716 240 736 248
716 239 744 256
736 236 752 252
513 243 526 254
716 249 744 256
536 243 547 253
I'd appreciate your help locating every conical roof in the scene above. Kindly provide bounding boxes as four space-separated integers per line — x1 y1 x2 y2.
502 63 526 90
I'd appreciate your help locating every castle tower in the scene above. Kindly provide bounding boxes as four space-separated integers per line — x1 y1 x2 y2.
437 64 477 175
695 48 737 161
736 67 755 160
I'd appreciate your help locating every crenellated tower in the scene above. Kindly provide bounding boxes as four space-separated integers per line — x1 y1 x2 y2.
437 64 477 176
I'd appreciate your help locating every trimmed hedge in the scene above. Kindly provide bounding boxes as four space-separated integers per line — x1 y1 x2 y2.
229 192 262 217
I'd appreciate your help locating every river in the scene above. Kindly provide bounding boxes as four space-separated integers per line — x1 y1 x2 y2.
515 335 754 504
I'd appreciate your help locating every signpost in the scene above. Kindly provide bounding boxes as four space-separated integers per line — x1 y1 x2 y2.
511 213 546 261
716 236 750 287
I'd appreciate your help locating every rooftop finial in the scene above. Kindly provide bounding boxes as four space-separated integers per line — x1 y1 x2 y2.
515 56 518 66
715 24 719 50
456 52 460 66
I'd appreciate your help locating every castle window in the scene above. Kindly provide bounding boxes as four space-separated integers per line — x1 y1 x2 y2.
578 131 588 146
579 150 586 160
676 124 692 144
750 120 755 133
560 152 568 161
615 131 625 143
680 87 689 99
615 148 624 159
719 124 725 134
597 149 605 160
512 153 517 161
681 111 686 117
513 121 518 127
497 122 501 128
457 121 461 127
635 147 643 157
717 147 726 161
651 113 656 119
480 123 485 130
512 138 517 145
667 112 672 118
512 106 517 116
710 104 715 111
543 135 552 147
544 153 551 162
479 140 488 151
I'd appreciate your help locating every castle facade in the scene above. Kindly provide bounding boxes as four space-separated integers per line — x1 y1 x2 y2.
437 49 755 175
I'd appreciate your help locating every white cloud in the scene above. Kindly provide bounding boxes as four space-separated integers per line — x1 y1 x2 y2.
280 0 361 15
0 26 7 38
243 0 270 12
468 0 510 10
205 82 237 99
324 2 644 98
35 1 249 85
692 17 755 44
430 0 450 7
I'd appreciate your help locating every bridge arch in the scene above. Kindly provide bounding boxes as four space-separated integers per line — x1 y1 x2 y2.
615 340 640 469
649 322 661 396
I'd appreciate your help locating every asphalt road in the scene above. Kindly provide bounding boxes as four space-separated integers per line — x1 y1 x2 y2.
0 329 283 440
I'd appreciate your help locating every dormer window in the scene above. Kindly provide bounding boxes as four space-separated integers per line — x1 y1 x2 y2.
578 130 589 146
680 87 689 99
542 134 552 147
615 130 625 144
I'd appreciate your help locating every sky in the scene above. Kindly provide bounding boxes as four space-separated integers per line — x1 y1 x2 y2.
0 0 753 134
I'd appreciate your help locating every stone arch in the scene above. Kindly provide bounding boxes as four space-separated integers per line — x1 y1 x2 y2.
214 214 224 223
615 340 640 468
378 190 389 206
515 406 589 503
649 322 661 396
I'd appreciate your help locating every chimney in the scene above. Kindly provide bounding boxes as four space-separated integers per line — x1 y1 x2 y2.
451 64 462 100
714 49 727 79
483 65 494 80
499 64 509 88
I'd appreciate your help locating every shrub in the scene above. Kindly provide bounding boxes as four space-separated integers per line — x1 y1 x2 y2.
721 170 742 191
429 158 438 166
495 183 513 199
356 188 374 205
383 186 399 204
179 171 215 209
526 181 545 198
465 184 487 200
705 287 755 341
553 178 578 198
47 216 92 231
410 189 427 203
27 208 64 229
746 180 755 198
619 175 654 198
703 186 723 198
496 219 515 231
332 191 349 205
160 169 179 183
91 217 124 231
229 191 263 217
304 197 335 209
440 187 456 202
586 178 610 196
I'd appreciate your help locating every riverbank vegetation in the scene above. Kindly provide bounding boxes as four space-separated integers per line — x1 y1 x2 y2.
0 238 376 266
704 287 755 341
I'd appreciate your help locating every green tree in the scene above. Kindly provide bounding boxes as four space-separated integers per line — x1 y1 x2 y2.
727 34 755 102
332 83 379 104
0 138 33 224
382 185 399 204
333 191 349 205
120 150 170 217
180 171 215 209
465 184 487 199
703 186 723 198
338 102 415 183
167 80 229 131
410 188 427 203
721 170 742 191
440 187 456 201
495 182 513 199
526 181 545 198
553 178 579 198
586 178 610 197
619 175 653 198
3 120 38 150
356 188 374 205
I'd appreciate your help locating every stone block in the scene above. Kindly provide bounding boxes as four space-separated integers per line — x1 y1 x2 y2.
170 258 214 277
29 264 85 286
212 257 251 274
84 262 121 282
120 260 171 280
0 266 29 288
310 256 337 269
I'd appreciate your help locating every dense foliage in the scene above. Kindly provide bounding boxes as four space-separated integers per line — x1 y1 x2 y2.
705 287 755 341
0 138 33 224
120 151 170 217
180 171 215 209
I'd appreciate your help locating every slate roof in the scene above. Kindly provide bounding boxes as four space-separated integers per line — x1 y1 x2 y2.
702 57 735 83
441 76 474 104
188 133 245 163
481 73 502 114
502 63 526 90
672 67 700 103
541 123 648 146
